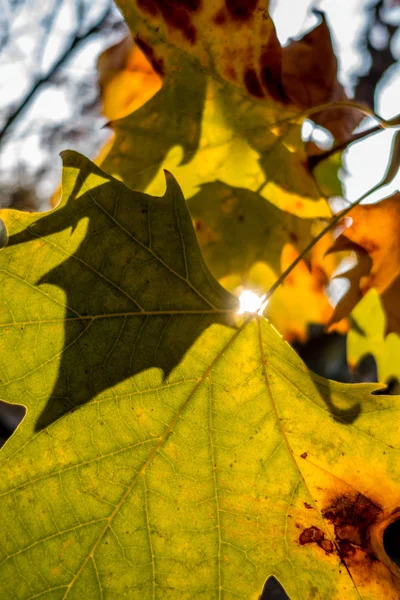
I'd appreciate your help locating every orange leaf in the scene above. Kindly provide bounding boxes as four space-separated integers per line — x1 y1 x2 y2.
282 15 361 144
120 1 355 130
329 193 400 333
98 35 162 121
266 242 347 343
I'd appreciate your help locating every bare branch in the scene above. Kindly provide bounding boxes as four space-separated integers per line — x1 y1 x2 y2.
308 122 383 170
0 0 112 145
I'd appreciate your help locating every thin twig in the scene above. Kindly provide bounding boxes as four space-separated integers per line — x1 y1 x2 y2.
273 99 384 129
273 98 400 170
308 123 383 170
259 129 400 316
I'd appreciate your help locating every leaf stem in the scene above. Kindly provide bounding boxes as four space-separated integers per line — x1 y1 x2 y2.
308 123 383 170
274 100 399 130
259 129 400 316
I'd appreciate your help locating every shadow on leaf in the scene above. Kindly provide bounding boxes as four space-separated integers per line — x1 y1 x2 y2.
5 152 237 431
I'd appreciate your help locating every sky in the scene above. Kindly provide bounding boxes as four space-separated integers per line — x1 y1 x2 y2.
0 0 124 206
270 0 400 204
0 0 399 208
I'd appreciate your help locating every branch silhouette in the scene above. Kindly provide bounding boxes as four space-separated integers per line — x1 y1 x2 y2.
0 1 112 146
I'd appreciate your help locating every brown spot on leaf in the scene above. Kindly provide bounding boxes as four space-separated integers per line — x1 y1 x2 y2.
304 502 313 510
289 232 298 243
299 526 334 554
300 452 308 459
224 66 237 82
137 0 159 16
322 492 383 564
137 0 200 44
338 539 357 559
244 69 265 98
179 0 201 9
358 238 380 255
322 492 381 548
321 539 334 553
261 66 288 103
225 0 259 21
299 525 324 544
213 8 227 25
135 36 166 77
259 33 289 104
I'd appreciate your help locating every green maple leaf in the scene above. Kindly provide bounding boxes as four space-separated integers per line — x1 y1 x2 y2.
0 153 399 599
0 151 235 431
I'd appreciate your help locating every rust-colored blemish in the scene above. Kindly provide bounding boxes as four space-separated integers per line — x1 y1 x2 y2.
322 492 382 562
135 36 166 77
137 0 159 16
137 0 200 44
311 265 328 292
300 452 308 459
260 38 289 104
304 502 313 510
224 65 237 82
194 219 217 244
358 239 379 254
225 0 259 21
289 232 298 243
299 526 334 554
338 539 357 559
321 539 335 553
244 68 265 98
257 5 269 20
213 8 227 25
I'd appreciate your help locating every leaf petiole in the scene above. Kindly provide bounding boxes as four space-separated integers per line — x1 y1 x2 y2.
259 129 400 315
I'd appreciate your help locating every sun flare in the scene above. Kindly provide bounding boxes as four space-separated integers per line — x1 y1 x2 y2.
237 290 268 315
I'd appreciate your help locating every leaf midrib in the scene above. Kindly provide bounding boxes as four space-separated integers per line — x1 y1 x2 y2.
61 316 251 598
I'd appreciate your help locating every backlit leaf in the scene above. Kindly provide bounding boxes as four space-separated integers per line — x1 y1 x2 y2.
98 1 359 217
0 154 399 599
98 36 162 121
187 181 314 280
330 193 400 334
281 14 360 143
187 181 345 341
348 290 400 384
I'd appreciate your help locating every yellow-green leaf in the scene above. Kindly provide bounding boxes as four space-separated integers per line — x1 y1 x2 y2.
187 181 346 341
187 180 314 280
348 289 400 384
0 153 399 599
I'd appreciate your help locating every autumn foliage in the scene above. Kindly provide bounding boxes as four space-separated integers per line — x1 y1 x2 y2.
0 2 400 599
